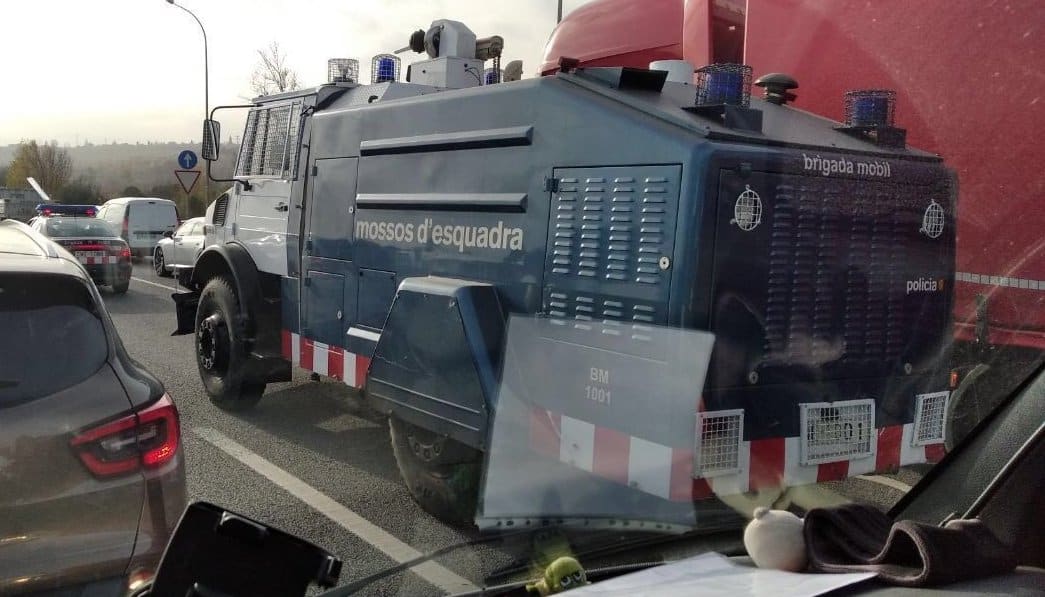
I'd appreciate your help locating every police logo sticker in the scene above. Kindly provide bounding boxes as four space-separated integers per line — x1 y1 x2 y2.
731 185 762 231
920 199 945 239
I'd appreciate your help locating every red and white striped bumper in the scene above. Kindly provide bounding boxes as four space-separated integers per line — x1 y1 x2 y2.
281 330 370 388
529 407 946 502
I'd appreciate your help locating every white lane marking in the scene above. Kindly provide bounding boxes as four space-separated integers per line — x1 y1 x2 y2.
131 276 180 292
194 427 478 594
856 474 913 493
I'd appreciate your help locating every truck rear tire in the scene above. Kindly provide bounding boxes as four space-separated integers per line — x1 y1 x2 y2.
389 416 481 526
195 276 265 411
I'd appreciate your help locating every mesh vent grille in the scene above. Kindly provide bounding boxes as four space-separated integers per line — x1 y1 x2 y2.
800 399 875 464
913 392 949 445
695 410 743 477
212 194 229 226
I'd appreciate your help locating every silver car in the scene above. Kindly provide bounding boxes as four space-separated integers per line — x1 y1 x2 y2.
153 217 205 278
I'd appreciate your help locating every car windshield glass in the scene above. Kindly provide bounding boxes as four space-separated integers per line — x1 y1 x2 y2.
1 1 1043 595
0 274 107 406
44 217 116 238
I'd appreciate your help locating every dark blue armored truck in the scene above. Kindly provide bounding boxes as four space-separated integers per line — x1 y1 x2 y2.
174 20 955 524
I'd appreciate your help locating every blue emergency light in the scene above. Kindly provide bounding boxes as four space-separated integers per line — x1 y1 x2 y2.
372 54 400 83
696 63 753 107
845 89 896 127
484 68 501 85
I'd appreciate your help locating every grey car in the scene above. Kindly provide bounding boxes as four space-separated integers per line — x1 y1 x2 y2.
0 220 187 594
153 217 206 278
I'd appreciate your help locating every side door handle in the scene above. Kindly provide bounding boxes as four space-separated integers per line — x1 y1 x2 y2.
275 202 289 212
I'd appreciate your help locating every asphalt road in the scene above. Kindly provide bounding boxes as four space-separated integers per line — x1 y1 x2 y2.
97 261 925 595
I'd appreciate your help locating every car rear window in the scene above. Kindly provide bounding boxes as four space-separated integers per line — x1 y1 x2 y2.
0 274 108 406
44 217 116 238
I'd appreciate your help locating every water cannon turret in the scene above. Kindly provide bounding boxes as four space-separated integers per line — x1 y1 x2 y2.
396 20 499 89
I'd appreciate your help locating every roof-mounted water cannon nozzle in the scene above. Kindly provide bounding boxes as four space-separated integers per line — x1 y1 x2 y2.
754 73 798 105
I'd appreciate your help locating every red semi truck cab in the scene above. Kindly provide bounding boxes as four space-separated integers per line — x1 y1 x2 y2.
542 0 1045 446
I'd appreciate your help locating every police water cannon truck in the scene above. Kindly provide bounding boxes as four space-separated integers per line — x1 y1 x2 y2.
174 19 956 524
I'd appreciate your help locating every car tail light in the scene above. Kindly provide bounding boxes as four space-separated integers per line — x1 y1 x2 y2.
109 241 131 260
70 394 180 478
85 207 96 217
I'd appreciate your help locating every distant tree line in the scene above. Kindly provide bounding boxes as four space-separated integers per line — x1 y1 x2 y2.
3 139 238 218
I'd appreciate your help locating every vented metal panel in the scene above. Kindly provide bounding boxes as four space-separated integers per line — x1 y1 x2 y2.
543 165 680 325
711 168 951 385
212 194 229 226
765 180 909 366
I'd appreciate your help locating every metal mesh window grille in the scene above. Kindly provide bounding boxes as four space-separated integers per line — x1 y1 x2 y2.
800 399 875 465
235 103 303 178
248 109 270 176
913 392 949 446
235 109 260 177
284 102 302 178
261 105 291 176
695 409 744 477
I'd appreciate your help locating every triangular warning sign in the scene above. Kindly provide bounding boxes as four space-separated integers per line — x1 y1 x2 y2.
175 169 201 194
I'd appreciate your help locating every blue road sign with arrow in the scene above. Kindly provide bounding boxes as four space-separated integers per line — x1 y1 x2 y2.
178 150 198 170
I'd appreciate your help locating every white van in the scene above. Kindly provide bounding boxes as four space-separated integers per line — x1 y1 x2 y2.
97 197 179 257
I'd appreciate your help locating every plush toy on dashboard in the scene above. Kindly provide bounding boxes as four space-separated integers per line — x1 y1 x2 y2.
743 507 808 572
525 556 589 595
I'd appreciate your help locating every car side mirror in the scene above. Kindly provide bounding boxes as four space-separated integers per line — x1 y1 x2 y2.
202 119 221 161
149 502 341 596
163 230 174 239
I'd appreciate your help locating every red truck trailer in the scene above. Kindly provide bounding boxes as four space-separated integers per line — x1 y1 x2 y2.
542 0 1044 448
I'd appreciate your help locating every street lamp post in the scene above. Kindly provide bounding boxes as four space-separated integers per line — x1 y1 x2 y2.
166 0 210 203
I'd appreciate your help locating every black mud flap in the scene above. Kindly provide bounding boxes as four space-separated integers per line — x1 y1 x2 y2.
172 291 200 336
244 353 293 384
366 277 505 451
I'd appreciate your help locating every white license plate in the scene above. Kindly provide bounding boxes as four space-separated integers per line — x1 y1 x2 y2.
75 251 107 263
800 399 875 465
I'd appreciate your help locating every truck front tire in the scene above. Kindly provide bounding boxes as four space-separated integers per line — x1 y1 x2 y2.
195 276 265 411
389 416 481 526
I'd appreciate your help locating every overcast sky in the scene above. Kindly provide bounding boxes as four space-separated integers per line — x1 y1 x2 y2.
1 0 593 146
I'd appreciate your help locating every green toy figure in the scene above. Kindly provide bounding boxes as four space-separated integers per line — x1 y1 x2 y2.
525 556 589 595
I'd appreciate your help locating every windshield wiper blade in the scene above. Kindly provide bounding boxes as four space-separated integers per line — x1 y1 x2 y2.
317 528 536 596
319 521 744 596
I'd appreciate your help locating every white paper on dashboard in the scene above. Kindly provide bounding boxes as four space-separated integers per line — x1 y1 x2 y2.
568 552 876 597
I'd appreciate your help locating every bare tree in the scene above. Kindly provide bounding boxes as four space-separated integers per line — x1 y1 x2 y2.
5 140 73 198
250 42 300 96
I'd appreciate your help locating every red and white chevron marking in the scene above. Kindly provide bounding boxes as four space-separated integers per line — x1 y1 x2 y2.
281 330 370 388
529 408 945 502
